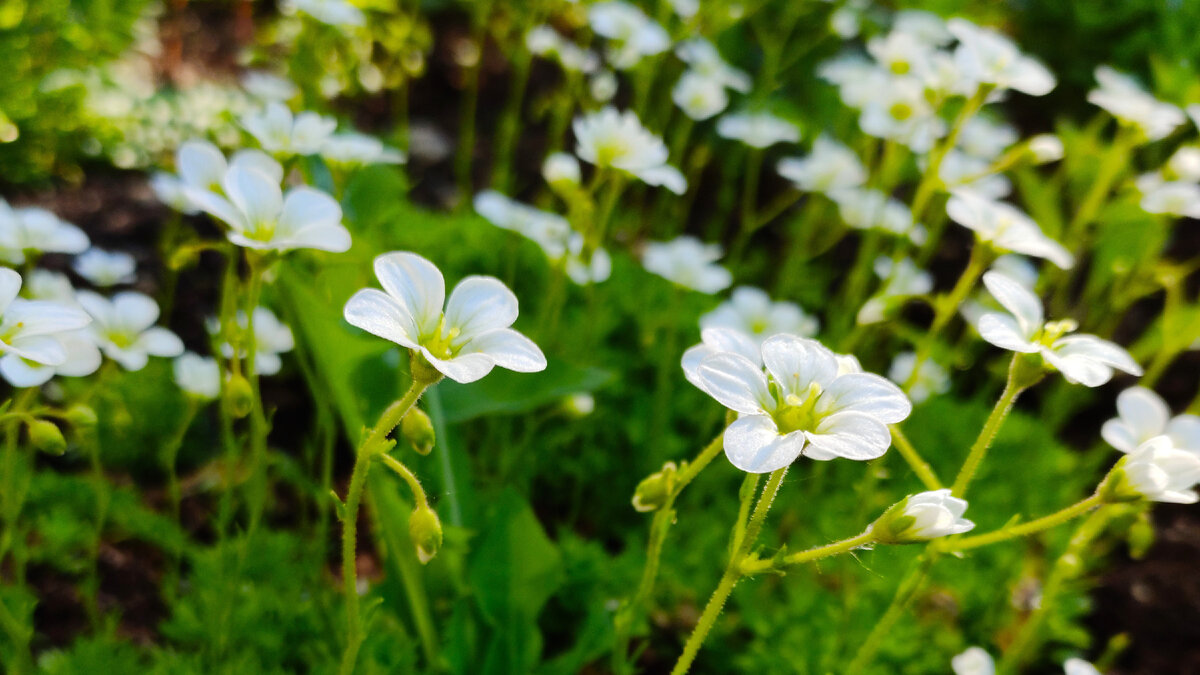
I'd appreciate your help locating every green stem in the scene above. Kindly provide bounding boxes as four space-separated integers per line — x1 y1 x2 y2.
740 529 875 575
941 494 1103 552
454 3 490 205
950 357 1025 498
379 453 429 509
903 242 991 392
890 426 942 491
730 148 764 261
491 46 534 194
162 400 200 602
912 85 993 233
670 467 788 675
339 377 433 675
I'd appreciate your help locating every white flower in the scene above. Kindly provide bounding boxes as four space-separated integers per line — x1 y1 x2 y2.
832 188 925 242
1119 436 1200 504
1087 66 1184 141
150 173 197 214
642 236 732 294
961 255 1037 327
716 112 800 149
958 116 1019 160
893 10 952 46
73 249 136 287
867 30 938 79
700 286 818 344
590 71 619 103
242 71 298 101
0 202 90 265
948 18 1055 96
167 140 282 214
695 335 911 472
976 271 1142 386
672 71 729 121
951 647 995 675
668 0 698 19
777 135 866 194
77 291 184 371
1028 134 1065 163
1101 386 1200 453
947 190 1074 269
1167 146 1200 182
526 26 600 73
674 39 751 93
857 257 933 325
174 352 221 400
1139 181 1200 218
543 152 581 187
874 489 975 542
939 150 1012 199
681 327 761 393
587 1 670 69
1063 659 1101 675
818 54 889 108
573 108 687 194
563 233 613 285
858 76 945 152
0 269 95 387
23 270 79 306
283 0 365 28
242 102 338 157
473 191 572 259
214 308 295 376
888 351 949 404
320 132 406 166
343 252 547 384
188 163 351 253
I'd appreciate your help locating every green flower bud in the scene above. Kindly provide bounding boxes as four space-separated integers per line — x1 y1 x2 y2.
224 374 254 419
63 404 98 429
29 419 67 456
409 506 443 564
631 462 677 513
401 407 435 456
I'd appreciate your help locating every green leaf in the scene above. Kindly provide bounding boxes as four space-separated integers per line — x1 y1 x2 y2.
437 359 613 423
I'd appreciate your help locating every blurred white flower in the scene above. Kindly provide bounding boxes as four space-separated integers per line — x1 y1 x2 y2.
526 25 600 73
22 270 79 306
0 268 95 387
242 71 298 101
696 335 911 472
77 291 183 371
951 646 995 675
320 132 406 166
0 201 90 265
939 150 1012 199
590 71 619 103
167 140 282 214
893 10 952 46
174 352 221 400
573 108 686 193
474 190 572 259
343 252 547 383
958 116 1019 160
283 0 365 28
832 188 925 243
242 102 338 157
1088 66 1184 141
642 236 732 294
867 30 937 80
543 152 582 187
672 71 729 121
947 190 1074 269
948 19 1055 96
1101 386 1200 453
777 135 866 193
1139 181 1200 218
150 173 197 214
668 0 698 19
1167 146 1200 182
857 257 933 325
73 249 136 287
675 39 751 93
700 286 818 344
858 76 945 152
977 271 1142 386
873 489 975 543
188 163 351 253
716 112 800 149
819 54 889 108
1116 436 1200 504
214 307 295 376
588 1 670 69
563 233 613 285
1063 659 1101 675
1027 134 1065 163
888 351 949 404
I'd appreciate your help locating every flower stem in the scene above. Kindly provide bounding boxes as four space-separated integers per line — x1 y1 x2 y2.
903 242 991 392
940 493 1102 552
950 357 1025 498
912 85 993 235
890 426 942 491
162 399 200 602
740 529 875 575
339 377 432 675
670 467 788 675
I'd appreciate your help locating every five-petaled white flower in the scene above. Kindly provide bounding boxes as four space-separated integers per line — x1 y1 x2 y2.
1113 436 1200 504
777 135 866 194
695 335 912 473
73 249 136 287
242 103 339 157
343 252 547 384
1087 66 1184 142
642 236 732 294
976 272 1141 386
542 152 581 187
188 162 351 253
700 286 818 345
716 112 800 149
0 201 90 265
77 291 184 371
587 1 670 69
1101 386 1200 454
947 190 1074 269
948 18 1055 96
174 352 221 400
672 72 730 121
873 489 975 543
0 269 96 387
573 108 687 194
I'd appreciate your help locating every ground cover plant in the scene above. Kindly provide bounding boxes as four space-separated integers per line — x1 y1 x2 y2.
1 0 1200 673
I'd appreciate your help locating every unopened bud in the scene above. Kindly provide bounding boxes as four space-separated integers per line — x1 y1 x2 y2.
543 152 581 190
224 374 254 419
562 393 595 418
871 489 975 544
632 462 677 513
29 419 67 455
1027 134 1064 164
409 506 443 564
63 404 98 429
401 407 435 455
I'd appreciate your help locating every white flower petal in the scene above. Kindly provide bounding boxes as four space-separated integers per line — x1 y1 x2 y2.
817 373 912 424
444 276 519 339
804 411 890 461
977 312 1039 353
696 352 772 415
137 327 184 357
223 166 284 234
374 252 445 334
982 271 1042 335
462 329 546 373
761 335 839 395
723 415 805 473
420 347 495 384
0 354 54 387
343 288 419 349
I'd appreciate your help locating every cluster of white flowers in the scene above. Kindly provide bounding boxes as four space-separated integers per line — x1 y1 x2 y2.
472 191 611 285
1098 387 1200 504
672 39 752 121
587 2 670 70
0 201 90 265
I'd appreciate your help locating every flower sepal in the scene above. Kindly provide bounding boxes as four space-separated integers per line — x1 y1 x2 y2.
409 505 443 564
409 350 447 386
1097 457 1147 504
631 461 677 513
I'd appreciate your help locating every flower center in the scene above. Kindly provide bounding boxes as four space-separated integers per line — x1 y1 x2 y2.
772 382 824 434
1034 318 1077 346
889 101 914 121
420 316 461 360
